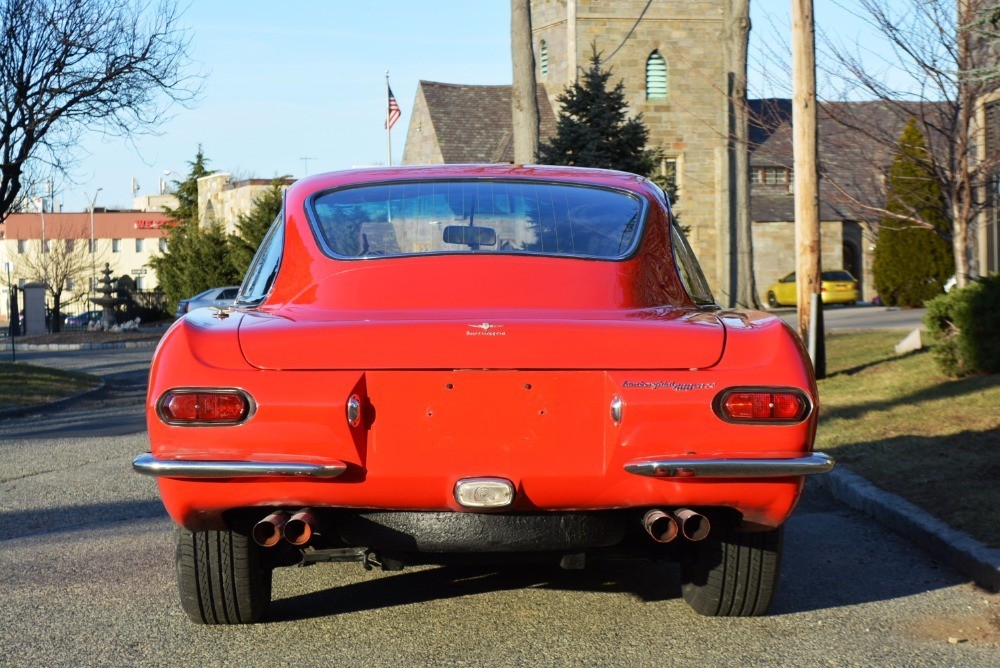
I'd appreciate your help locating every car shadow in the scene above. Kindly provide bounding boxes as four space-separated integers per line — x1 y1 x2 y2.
267 484 970 622
824 347 925 379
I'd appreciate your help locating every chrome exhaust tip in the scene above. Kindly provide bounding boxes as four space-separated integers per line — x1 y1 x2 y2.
673 508 711 542
252 511 288 547
283 510 317 546
642 509 679 543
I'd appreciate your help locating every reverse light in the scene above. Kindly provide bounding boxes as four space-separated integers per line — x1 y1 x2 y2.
157 388 254 426
715 388 810 424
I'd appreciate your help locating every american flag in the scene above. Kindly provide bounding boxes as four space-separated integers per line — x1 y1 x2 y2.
385 86 401 129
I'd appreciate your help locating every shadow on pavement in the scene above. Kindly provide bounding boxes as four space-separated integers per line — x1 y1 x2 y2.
0 499 167 542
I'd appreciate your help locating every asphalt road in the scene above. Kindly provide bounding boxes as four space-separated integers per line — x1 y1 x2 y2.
1 349 997 667
775 305 928 332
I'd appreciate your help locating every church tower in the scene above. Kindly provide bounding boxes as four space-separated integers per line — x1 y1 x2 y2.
530 0 729 292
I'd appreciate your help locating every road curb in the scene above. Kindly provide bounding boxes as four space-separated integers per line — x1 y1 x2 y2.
815 466 1000 592
0 378 107 419
0 339 160 351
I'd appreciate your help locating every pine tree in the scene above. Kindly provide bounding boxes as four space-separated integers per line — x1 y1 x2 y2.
539 48 656 175
149 147 240 311
229 178 286 277
873 118 954 306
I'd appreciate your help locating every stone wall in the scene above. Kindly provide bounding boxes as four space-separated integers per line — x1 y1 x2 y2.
532 0 728 293
401 86 444 165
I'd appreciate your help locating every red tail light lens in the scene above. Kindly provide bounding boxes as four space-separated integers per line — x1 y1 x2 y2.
158 389 254 425
717 389 809 423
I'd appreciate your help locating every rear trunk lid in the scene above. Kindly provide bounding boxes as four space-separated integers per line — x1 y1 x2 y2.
238 308 724 370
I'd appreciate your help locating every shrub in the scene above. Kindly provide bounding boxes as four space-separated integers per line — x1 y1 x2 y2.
924 275 1000 377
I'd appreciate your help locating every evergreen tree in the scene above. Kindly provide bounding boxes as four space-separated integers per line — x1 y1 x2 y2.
149 147 239 311
873 118 954 306
229 178 286 277
539 48 656 175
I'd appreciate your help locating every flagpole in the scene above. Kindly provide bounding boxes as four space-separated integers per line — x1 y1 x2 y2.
386 70 392 166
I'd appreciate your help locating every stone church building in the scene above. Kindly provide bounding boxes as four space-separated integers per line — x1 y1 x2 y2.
401 0 971 303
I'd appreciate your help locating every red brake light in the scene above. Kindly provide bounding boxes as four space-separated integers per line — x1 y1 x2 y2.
158 390 253 425
718 390 808 423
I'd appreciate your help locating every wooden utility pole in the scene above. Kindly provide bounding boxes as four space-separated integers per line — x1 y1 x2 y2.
791 0 824 375
724 0 758 309
511 0 540 165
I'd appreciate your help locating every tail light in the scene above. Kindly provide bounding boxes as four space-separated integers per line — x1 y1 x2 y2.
157 388 255 426
714 388 810 424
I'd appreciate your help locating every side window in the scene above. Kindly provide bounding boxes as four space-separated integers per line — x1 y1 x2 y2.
236 214 284 306
671 224 715 306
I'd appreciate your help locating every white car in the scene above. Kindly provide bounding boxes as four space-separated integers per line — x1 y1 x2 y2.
174 286 240 318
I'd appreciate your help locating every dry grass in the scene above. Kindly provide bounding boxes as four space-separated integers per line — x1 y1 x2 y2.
0 362 100 410
817 331 1000 547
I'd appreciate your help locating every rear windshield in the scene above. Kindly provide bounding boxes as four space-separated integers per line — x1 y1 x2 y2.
822 271 855 281
308 180 645 260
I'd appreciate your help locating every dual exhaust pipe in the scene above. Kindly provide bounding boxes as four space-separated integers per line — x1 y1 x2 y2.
642 508 710 544
252 510 317 548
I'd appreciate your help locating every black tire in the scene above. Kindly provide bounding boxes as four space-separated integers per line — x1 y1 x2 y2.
767 291 779 309
680 527 782 617
175 527 272 624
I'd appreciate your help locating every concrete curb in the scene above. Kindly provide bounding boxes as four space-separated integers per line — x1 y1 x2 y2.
816 466 1000 592
0 339 160 351
0 378 107 419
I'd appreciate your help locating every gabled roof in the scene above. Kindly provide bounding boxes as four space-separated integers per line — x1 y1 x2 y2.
416 81 559 163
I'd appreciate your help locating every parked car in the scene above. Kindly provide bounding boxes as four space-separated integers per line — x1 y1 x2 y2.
65 310 105 328
765 270 859 308
174 286 240 318
134 164 833 624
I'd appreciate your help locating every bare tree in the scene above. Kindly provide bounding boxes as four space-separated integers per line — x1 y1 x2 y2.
819 0 1000 288
12 225 113 332
0 0 200 222
723 0 759 308
511 0 540 164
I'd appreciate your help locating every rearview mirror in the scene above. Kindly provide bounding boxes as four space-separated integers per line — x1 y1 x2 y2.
443 225 497 247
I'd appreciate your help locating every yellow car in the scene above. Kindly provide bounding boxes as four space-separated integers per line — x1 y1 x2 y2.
766 270 859 308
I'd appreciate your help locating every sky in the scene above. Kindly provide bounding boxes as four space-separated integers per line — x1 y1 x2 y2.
52 0 911 213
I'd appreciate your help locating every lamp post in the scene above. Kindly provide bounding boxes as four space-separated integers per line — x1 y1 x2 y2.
85 188 102 307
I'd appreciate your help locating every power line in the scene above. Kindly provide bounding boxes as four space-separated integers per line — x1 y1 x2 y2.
600 0 655 66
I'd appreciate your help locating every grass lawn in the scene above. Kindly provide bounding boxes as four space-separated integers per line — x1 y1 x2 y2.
0 362 101 410
818 331 1000 548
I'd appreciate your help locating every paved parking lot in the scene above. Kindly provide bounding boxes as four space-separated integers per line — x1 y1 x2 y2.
1 348 997 666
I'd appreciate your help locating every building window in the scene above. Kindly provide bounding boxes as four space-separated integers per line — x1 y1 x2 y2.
17 240 26 254
751 167 792 186
42 239 50 253
112 239 121 252
67 278 74 290
646 51 668 100
660 157 678 197
88 239 97 253
135 238 144 252
159 238 167 252
136 276 145 290
65 239 75 253
540 40 549 78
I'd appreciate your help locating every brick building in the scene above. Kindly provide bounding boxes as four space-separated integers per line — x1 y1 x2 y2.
0 210 172 321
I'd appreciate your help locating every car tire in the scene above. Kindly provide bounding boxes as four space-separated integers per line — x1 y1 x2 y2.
680 526 782 617
175 526 271 624
766 292 779 309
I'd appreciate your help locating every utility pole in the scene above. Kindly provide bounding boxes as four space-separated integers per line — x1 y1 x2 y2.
300 157 315 177
511 0 540 165
791 0 825 377
85 188 102 306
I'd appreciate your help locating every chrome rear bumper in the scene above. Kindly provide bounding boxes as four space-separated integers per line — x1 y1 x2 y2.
132 453 347 479
624 452 834 478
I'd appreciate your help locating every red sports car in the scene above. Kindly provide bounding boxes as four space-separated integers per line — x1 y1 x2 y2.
134 164 832 623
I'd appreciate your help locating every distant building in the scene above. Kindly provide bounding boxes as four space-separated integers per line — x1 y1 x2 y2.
0 210 172 321
197 173 295 233
133 193 179 213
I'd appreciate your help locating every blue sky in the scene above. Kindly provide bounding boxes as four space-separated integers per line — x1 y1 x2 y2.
58 1 906 212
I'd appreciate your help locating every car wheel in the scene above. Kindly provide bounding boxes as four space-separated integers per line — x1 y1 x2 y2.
767 292 779 309
680 526 782 617
175 526 271 624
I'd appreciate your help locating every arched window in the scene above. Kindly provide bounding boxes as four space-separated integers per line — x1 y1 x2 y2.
646 51 668 100
540 40 549 78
